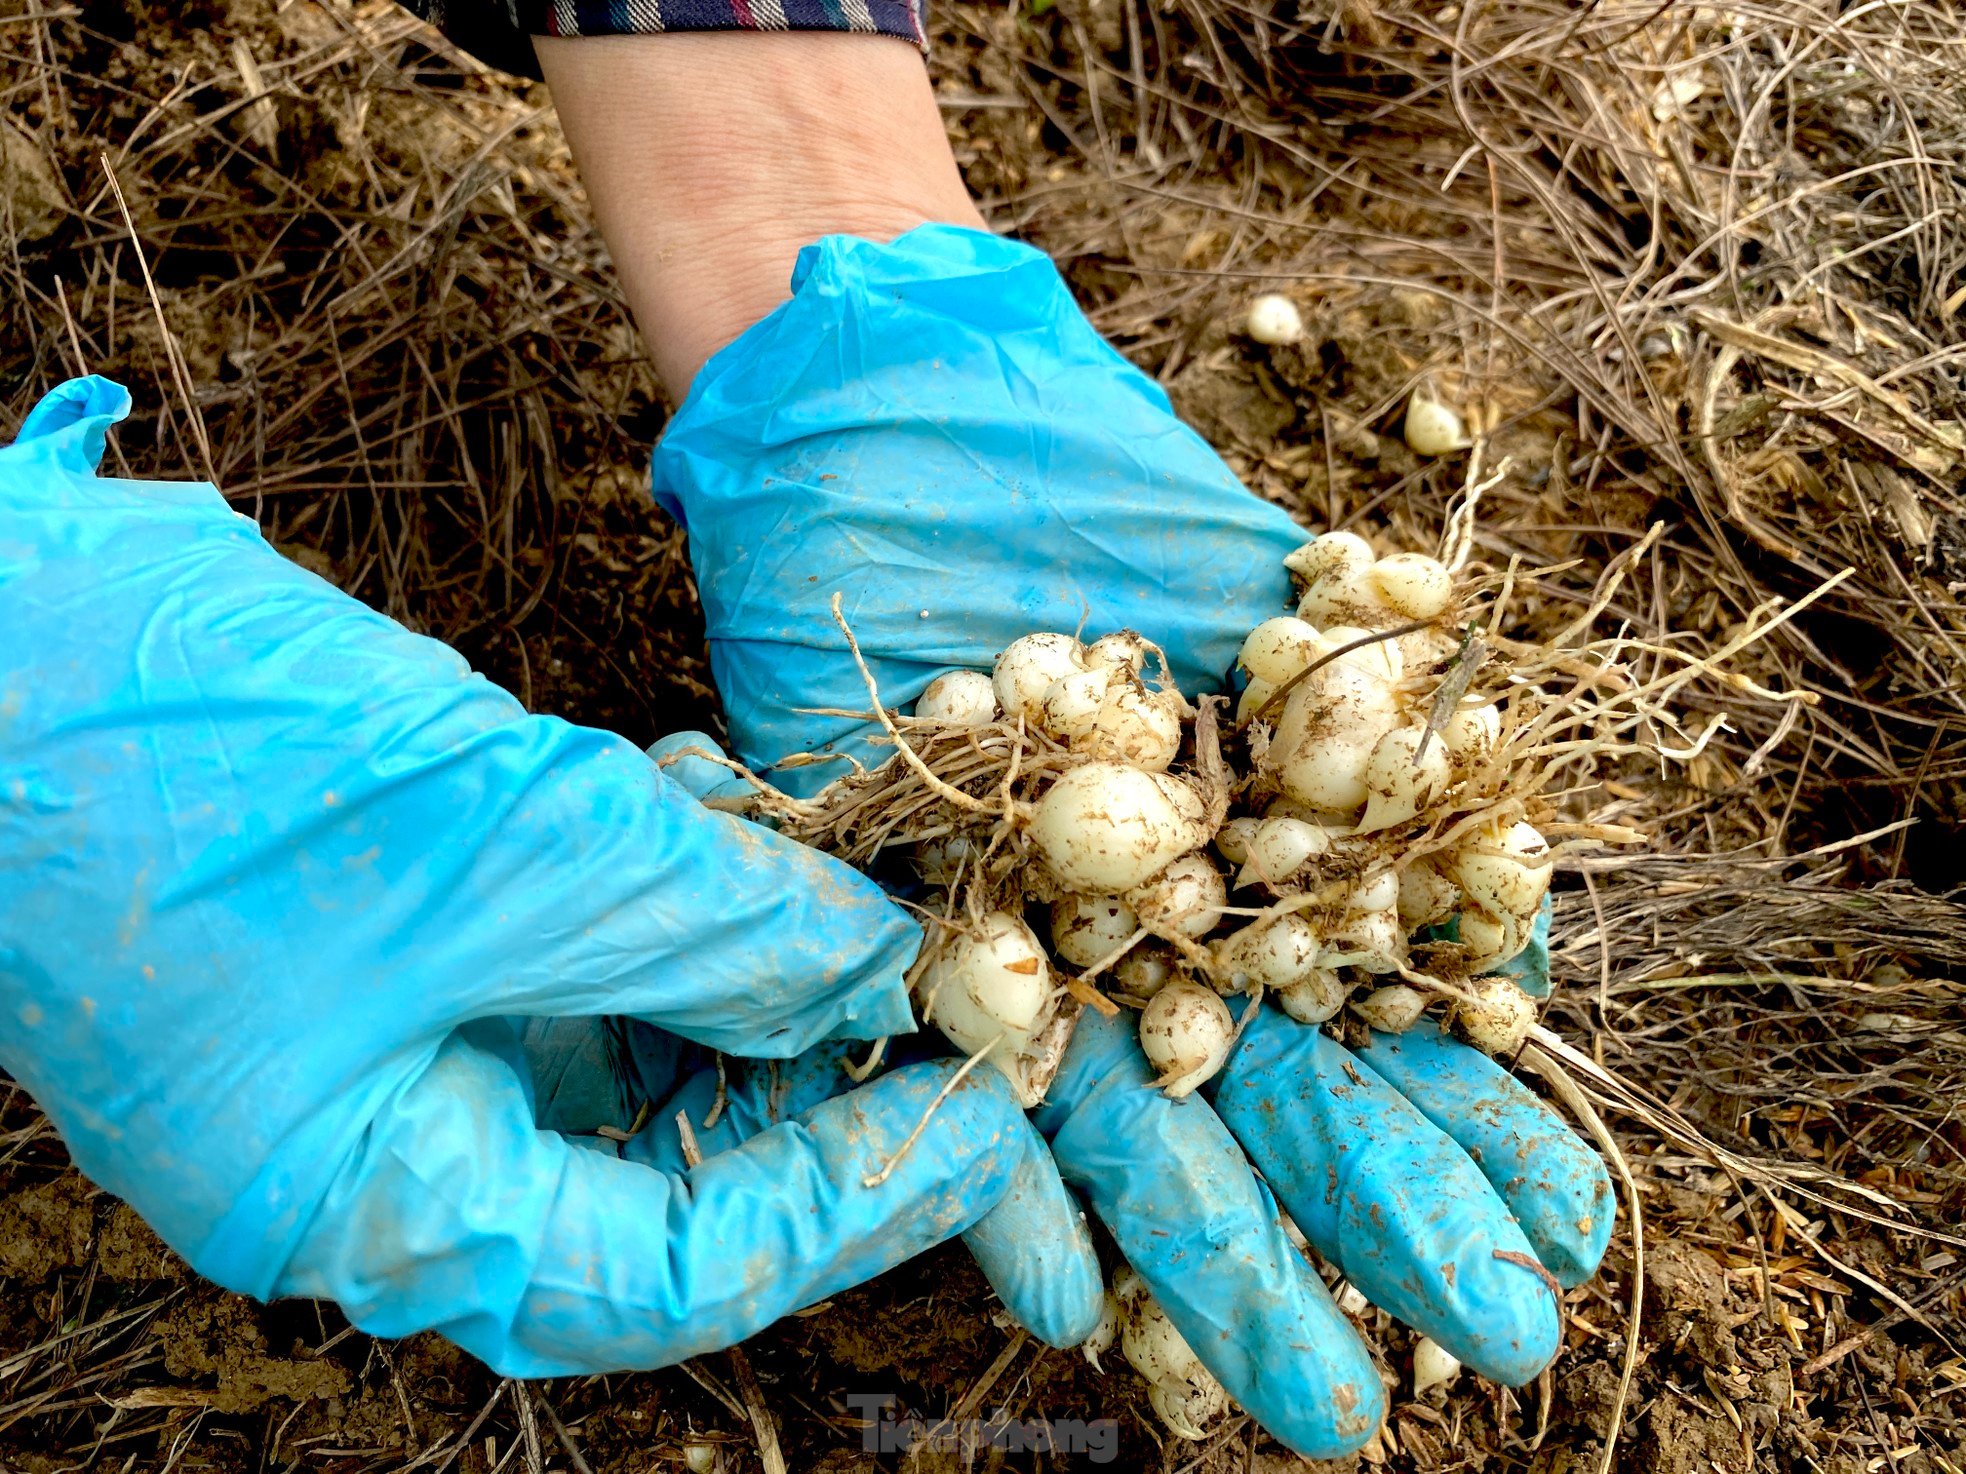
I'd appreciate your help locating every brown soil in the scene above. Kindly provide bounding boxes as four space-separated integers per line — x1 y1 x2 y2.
2 0 1963 1471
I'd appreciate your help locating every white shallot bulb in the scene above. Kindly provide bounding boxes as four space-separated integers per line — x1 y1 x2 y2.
994 632 1086 724
1235 815 1331 890
1270 664 1400 812
1318 907 1405 974
1115 942 1177 1001
1116 1271 1222 1420
1318 625 1403 683
1245 293 1304 346
913 669 998 724
1454 975 1538 1056
917 911 1058 1107
682 1442 719 1474
1238 616 1325 685
1451 820 1553 922
1455 908 1520 973
1368 554 1455 620
1085 630 1150 674
1139 982 1235 1097
1354 983 1429 1034
1276 968 1349 1024
1236 674 1277 723
1082 1290 1120 1371
1081 684 1183 771
1284 530 1375 587
1335 1281 1371 1316
1396 862 1460 927
1442 703 1501 763
1413 1337 1462 1394
915 832 980 886
1050 893 1140 968
1038 665 1117 741
1212 913 1322 993
1028 763 1208 893
1348 868 1400 914
1297 577 1396 631
1403 391 1472 456
1357 726 1453 834
1114 1270 1235 1442
1213 816 1261 867
1148 1380 1232 1443
1128 853 1227 941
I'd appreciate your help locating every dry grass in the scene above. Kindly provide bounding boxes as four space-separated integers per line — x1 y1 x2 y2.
3 0 1964 1469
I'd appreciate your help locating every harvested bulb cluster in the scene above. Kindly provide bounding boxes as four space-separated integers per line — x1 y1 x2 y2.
902 527 1554 1132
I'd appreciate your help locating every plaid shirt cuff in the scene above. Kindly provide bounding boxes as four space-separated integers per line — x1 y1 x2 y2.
402 0 926 78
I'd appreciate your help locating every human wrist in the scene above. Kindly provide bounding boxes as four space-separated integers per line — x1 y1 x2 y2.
536 32 985 396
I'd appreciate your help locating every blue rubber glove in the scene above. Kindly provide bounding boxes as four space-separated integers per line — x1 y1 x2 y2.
0 377 1100 1374
653 225 1613 1455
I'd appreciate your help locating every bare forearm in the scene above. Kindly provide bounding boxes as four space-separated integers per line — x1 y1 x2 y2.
535 33 984 396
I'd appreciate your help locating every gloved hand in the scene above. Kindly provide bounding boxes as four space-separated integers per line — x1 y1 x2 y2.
651 225 1614 1456
0 377 1101 1375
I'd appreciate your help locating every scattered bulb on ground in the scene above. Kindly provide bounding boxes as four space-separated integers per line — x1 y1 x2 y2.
1412 1336 1462 1394
1245 293 1304 346
682 1441 719 1474
1403 391 1472 455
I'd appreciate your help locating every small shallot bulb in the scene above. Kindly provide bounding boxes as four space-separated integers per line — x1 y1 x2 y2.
1213 816 1261 867
1396 862 1460 927
1336 1281 1371 1316
994 632 1086 723
1456 908 1519 973
913 669 998 724
1442 703 1501 763
1276 968 1349 1024
1368 553 1455 620
1454 975 1538 1056
1451 820 1553 921
1352 986 1431 1029
1403 391 1472 456
1284 530 1375 587
1028 763 1208 893
1038 666 1117 741
1128 853 1228 941
917 911 1058 1107
1085 630 1150 673
1082 684 1184 771
1115 942 1177 1000
1239 616 1325 685
1236 674 1276 723
1270 665 1400 812
1318 625 1403 683
1357 726 1453 834
1245 293 1304 345
915 832 980 886
1318 908 1405 974
1235 815 1331 889
682 1442 719 1474
1082 1291 1120 1371
1413 1337 1462 1394
1139 982 1235 1097
1050 893 1140 968
1348 868 1400 914
1212 913 1322 993
1354 983 1429 1034
1116 1271 1229 1442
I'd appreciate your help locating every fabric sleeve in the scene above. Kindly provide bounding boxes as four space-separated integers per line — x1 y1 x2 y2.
399 0 927 79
